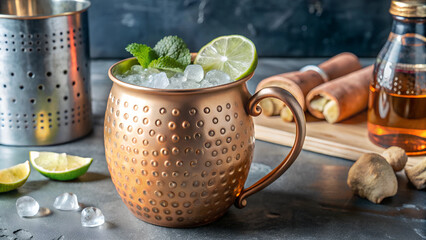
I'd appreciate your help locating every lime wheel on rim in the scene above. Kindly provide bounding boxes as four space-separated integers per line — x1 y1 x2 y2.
194 35 257 80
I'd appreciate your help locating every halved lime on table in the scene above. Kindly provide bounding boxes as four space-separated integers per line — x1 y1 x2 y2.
194 35 257 80
0 161 31 193
30 151 93 181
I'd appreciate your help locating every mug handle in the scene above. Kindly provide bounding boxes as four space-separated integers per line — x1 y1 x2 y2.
235 87 306 208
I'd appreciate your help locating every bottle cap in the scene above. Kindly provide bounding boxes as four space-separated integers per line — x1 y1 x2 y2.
390 0 426 18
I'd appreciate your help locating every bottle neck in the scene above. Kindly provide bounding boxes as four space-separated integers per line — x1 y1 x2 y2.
391 15 425 35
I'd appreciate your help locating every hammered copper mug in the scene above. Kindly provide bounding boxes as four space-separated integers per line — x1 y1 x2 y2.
104 57 306 227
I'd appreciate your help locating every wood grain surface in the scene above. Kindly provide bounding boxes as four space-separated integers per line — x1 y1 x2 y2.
254 111 424 167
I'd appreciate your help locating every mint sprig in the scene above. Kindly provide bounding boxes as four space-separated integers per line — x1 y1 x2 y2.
125 43 158 68
148 56 185 72
153 36 191 67
125 36 191 73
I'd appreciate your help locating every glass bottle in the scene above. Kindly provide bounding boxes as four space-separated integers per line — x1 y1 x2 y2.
368 0 426 155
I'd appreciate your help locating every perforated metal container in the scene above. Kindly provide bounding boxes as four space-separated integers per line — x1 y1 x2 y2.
0 0 92 145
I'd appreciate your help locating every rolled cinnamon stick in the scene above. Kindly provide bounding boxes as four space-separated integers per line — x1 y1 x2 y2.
306 65 374 123
257 52 362 119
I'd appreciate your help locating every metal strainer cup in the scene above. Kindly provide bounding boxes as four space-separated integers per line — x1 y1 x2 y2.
0 0 92 145
104 58 306 227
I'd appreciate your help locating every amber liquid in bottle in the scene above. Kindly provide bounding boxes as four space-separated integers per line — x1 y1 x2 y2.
368 64 426 155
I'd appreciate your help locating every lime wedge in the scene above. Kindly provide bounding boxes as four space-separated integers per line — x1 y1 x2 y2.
30 151 92 181
0 161 31 193
194 35 257 80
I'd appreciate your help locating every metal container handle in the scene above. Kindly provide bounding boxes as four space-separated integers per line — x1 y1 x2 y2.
235 87 306 208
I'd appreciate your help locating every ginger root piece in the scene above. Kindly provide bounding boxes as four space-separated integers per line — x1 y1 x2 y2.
271 98 285 115
405 158 426 190
258 81 296 116
259 99 275 116
259 98 287 116
280 105 293 122
382 146 408 171
306 65 373 123
310 95 329 112
347 153 397 204
309 94 340 123
256 53 362 116
258 79 303 115
322 100 339 123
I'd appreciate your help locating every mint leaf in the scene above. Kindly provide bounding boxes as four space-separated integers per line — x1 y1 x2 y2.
153 36 191 67
125 43 158 68
148 56 185 72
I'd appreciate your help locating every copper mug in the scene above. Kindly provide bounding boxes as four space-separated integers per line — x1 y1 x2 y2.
104 57 306 227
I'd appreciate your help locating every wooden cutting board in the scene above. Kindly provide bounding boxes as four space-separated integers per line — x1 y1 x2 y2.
253 111 423 167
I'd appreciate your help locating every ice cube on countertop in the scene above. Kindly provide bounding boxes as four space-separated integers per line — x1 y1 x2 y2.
53 192 80 211
81 207 105 227
16 196 39 217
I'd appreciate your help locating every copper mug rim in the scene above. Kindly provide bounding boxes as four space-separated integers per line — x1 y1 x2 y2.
108 56 254 95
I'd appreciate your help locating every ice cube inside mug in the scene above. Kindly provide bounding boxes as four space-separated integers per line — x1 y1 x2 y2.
116 64 232 89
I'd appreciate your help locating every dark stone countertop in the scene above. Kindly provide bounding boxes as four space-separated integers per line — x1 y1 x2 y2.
0 58 424 240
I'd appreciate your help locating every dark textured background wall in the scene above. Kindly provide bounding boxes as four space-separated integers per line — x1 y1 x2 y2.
88 0 393 58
